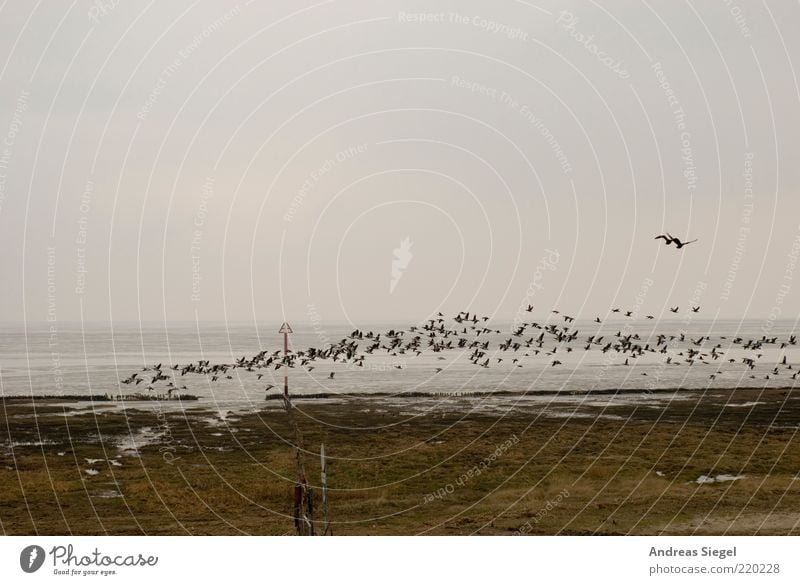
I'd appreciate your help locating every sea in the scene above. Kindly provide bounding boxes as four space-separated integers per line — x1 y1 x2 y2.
1 318 798 412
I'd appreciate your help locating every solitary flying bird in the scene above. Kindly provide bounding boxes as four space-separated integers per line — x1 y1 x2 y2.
656 233 697 249
672 237 698 249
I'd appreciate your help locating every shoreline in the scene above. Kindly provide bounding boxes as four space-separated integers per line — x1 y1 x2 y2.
1 385 796 404
0 393 199 402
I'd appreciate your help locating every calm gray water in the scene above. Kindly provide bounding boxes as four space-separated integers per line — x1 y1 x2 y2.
1 319 798 410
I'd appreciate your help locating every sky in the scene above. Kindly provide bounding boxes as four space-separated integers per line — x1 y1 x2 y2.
0 0 798 327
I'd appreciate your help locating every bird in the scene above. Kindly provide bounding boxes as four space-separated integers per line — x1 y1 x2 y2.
329 372 335 379
673 237 697 249
655 233 697 249
669 306 679 313
692 306 700 313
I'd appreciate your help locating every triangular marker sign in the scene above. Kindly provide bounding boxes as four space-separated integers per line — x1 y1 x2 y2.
278 322 293 334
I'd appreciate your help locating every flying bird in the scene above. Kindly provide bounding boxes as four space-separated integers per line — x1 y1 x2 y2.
672 237 698 249
655 233 697 249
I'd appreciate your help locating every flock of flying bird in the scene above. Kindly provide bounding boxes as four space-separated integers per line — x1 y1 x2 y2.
121 235 800 396
122 304 800 398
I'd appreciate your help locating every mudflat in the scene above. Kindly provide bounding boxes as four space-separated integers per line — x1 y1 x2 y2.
1 387 798 535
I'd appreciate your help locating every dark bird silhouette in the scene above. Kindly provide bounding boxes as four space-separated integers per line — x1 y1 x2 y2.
672 237 697 249
656 233 697 249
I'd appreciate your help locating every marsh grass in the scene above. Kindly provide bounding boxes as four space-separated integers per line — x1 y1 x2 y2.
1 389 799 535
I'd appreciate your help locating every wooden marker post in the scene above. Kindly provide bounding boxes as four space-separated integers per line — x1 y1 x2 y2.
321 443 330 535
279 322 292 396
278 321 314 535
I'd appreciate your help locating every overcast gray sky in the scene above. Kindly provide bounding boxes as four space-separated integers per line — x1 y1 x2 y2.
0 0 798 325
